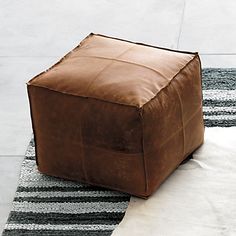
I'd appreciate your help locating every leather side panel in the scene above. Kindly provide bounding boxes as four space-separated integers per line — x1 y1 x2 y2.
27 85 146 196
142 56 204 196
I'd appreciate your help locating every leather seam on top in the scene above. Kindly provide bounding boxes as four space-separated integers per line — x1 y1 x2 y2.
84 46 134 94
27 33 198 108
92 33 198 55
77 55 168 80
142 54 199 109
27 33 94 84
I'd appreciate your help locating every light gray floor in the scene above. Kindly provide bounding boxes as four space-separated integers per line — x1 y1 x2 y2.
0 0 236 234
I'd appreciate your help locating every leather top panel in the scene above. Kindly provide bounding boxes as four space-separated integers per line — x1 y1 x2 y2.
28 33 196 107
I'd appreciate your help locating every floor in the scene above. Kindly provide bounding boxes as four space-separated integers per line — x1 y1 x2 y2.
0 0 236 234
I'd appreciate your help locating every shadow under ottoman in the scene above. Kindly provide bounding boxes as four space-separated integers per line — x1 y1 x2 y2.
27 33 204 198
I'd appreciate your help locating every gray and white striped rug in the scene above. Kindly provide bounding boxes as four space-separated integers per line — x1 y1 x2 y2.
3 68 236 236
202 68 236 127
3 141 130 236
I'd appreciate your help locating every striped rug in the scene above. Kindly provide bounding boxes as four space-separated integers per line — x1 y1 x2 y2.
2 139 130 236
202 68 236 127
3 68 236 236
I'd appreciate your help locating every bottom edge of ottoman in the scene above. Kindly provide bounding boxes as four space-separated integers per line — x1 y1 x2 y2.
37 166 149 199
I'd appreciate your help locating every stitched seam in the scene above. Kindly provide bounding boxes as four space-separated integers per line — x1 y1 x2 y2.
27 33 94 84
27 86 142 155
143 107 202 156
93 33 197 55
173 85 185 156
38 133 142 155
27 84 140 108
142 54 199 108
158 106 202 149
85 46 135 94
139 108 148 194
78 55 168 79
28 33 198 108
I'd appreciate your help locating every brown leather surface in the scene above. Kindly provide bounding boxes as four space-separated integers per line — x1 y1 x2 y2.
142 56 204 195
27 33 204 198
28 33 195 108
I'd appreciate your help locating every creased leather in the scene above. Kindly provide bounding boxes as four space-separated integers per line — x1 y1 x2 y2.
27 33 204 198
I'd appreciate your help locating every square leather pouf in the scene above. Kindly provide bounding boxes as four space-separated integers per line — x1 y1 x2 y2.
27 33 204 198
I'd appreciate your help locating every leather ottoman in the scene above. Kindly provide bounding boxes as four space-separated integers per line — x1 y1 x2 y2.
27 33 204 198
